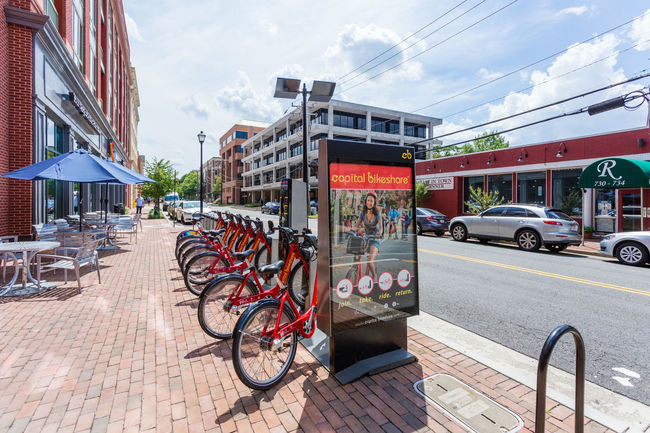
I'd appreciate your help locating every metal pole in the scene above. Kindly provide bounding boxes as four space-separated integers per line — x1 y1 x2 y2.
302 83 308 185
173 170 177 227
200 141 204 214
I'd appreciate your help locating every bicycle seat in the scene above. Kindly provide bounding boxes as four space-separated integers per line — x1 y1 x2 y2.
257 261 284 275
231 249 254 261
206 229 225 236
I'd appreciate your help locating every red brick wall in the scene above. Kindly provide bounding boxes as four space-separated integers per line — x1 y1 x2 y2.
0 2 35 237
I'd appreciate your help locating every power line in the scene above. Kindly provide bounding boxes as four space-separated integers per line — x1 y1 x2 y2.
429 71 650 142
412 11 650 113
339 0 519 93
413 89 650 156
337 0 473 81
442 42 649 119
338 0 486 86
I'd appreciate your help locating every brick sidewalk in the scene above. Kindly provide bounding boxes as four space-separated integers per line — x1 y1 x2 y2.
0 219 614 433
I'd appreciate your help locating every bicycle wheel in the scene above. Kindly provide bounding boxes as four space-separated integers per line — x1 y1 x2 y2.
178 239 207 265
183 252 229 296
232 299 297 390
180 244 211 273
198 275 259 339
175 235 201 260
254 245 272 269
286 263 307 310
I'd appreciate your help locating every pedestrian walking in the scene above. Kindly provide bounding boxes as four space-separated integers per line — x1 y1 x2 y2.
136 195 144 214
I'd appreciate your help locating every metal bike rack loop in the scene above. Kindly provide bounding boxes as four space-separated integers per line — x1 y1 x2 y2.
535 324 585 433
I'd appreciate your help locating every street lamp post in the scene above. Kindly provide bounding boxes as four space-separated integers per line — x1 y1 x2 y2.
273 78 336 215
197 131 206 214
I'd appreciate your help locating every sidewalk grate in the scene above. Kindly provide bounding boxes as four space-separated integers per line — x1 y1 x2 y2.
414 374 524 433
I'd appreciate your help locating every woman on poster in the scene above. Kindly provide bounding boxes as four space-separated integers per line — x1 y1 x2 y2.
351 192 383 281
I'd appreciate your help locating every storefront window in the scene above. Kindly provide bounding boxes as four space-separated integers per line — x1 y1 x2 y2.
463 176 484 213
621 191 641 232
517 171 546 205
45 118 65 222
552 169 582 216
487 174 512 203
594 188 616 232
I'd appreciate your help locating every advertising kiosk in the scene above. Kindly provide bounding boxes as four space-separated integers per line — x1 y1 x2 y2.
307 139 419 384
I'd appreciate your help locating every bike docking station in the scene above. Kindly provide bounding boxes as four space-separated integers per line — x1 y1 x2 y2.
278 178 308 260
302 139 419 384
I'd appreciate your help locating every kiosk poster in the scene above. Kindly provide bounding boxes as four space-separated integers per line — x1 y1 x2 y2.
328 162 419 333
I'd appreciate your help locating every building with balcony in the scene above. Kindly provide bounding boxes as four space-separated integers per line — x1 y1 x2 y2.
241 99 441 203
219 121 268 204
202 156 222 202
1 0 137 236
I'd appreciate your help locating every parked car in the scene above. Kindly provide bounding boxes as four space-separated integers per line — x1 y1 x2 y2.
174 201 202 224
449 204 581 252
600 231 650 266
162 193 179 211
310 200 318 215
167 201 177 217
261 201 280 215
416 208 449 236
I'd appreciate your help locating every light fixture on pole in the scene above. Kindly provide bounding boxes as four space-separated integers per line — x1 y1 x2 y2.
487 152 496 165
274 77 336 214
197 131 206 214
517 150 528 163
556 142 567 158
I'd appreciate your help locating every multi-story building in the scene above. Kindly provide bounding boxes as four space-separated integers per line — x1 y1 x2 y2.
0 0 137 236
127 66 140 208
202 156 222 202
219 121 268 204
241 100 441 203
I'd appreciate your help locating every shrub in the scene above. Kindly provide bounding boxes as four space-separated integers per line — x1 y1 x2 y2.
148 208 164 219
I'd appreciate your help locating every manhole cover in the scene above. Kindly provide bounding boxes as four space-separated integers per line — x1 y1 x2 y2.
414 374 523 433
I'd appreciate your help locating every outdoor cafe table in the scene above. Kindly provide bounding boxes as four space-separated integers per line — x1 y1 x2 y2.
0 240 60 296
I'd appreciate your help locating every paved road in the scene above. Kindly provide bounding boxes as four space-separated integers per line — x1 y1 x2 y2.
416 234 650 405
206 206 649 404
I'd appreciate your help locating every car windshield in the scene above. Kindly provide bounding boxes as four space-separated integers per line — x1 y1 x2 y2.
545 209 573 221
422 208 444 216
183 201 200 208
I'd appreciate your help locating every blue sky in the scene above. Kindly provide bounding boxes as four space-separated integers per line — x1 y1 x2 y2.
123 0 650 174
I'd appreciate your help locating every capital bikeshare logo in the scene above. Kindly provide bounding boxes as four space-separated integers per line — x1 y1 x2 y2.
596 160 622 180
402 149 412 160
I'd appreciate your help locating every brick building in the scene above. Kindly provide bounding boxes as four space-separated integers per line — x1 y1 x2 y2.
0 0 137 237
201 156 221 202
219 121 268 204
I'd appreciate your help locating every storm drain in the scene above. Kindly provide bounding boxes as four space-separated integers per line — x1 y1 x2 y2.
414 374 523 433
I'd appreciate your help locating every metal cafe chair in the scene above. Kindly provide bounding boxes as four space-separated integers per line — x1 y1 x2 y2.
36 239 101 293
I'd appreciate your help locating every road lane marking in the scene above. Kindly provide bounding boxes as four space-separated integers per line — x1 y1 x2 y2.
418 248 650 297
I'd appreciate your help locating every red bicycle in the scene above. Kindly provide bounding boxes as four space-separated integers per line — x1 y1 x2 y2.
230 233 318 390
197 227 314 339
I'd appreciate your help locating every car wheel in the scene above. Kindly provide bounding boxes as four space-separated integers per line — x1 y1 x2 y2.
615 241 648 266
545 244 567 253
517 230 541 251
434 230 444 237
181 215 186 224
416 223 422 235
450 224 467 242
478 238 489 244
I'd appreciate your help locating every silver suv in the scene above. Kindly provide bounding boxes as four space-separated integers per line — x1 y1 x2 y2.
449 204 581 252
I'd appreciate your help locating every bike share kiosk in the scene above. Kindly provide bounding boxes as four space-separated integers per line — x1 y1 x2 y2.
304 139 419 384
278 178 308 260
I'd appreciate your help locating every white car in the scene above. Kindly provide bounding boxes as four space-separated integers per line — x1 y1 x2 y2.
600 231 650 266
174 201 202 224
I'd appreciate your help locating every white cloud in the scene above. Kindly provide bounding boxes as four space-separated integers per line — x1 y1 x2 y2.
124 12 144 42
259 19 278 36
557 6 589 16
323 24 423 89
180 96 209 120
216 71 283 122
628 9 650 51
478 68 503 81
485 34 632 143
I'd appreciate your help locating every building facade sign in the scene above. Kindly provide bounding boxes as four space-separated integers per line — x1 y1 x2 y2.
428 176 454 190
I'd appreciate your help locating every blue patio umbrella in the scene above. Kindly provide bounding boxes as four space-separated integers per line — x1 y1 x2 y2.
98 160 154 223
2 148 145 229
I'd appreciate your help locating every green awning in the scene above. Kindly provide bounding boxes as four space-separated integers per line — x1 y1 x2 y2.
579 158 650 188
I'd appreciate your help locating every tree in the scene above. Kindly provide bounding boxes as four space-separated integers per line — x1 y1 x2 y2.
178 171 199 199
415 181 431 206
434 131 509 158
140 158 174 210
213 173 222 202
465 185 506 215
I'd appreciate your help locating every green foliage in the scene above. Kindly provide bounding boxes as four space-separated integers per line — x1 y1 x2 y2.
148 207 164 219
213 173 222 198
178 171 199 199
559 190 582 216
465 185 506 215
434 131 509 158
140 158 175 210
583 225 594 233
244 203 260 208
415 181 431 206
